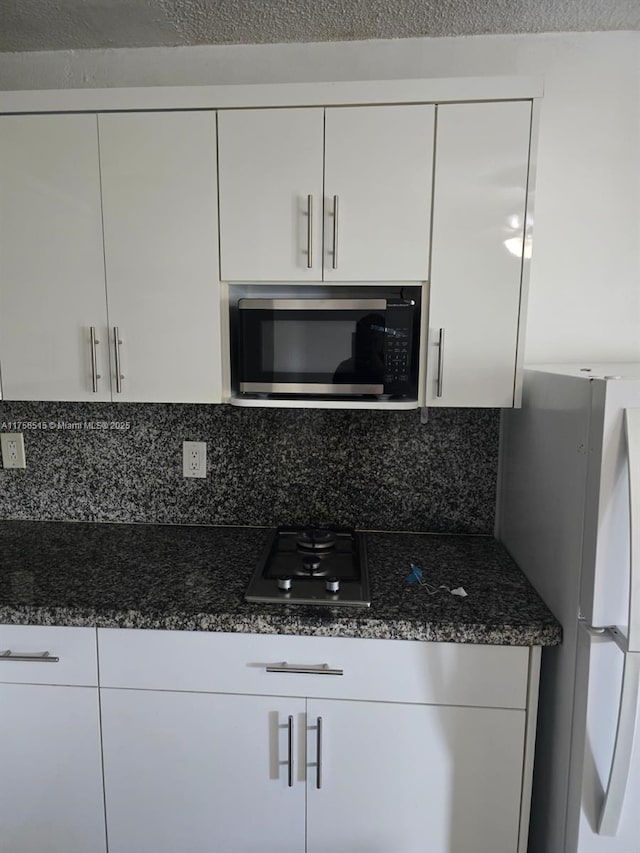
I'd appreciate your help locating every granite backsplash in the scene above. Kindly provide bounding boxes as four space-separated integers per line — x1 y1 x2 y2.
0 403 499 533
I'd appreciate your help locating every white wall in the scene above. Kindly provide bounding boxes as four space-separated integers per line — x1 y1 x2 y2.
0 31 638 363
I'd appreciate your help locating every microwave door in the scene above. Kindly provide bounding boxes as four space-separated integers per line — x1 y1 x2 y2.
238 299 389 396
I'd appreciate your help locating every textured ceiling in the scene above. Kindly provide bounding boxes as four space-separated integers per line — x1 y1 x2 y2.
1 0 639 52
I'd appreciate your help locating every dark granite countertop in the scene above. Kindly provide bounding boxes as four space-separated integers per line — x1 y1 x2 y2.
0 521 561 646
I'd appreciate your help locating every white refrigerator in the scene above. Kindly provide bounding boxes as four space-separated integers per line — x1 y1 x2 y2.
498 364 640 853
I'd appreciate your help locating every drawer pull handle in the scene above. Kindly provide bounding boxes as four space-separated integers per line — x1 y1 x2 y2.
266 662 344 676
287 715 294 787
0 650 59 663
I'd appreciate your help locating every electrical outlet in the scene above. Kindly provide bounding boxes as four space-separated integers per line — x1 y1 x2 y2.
183 441 207 479
1 432 26 469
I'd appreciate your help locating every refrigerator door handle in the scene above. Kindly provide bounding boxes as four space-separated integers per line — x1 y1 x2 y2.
624 409 640 652
598 649 640 836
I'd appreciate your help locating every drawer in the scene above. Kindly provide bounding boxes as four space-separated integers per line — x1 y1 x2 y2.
98 629 530 709
0 625 98 686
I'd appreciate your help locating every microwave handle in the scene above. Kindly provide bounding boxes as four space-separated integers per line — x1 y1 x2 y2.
237 299 388 311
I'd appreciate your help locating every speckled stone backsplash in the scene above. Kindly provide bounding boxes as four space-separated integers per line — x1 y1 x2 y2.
0 404 499 533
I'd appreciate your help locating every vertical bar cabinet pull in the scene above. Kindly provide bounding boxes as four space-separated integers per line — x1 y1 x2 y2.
113 326 124 394
306 194 313 269
316 716 323 789
436 328 445 398
89 326 101 392
287 715 294 787
332 195 339 270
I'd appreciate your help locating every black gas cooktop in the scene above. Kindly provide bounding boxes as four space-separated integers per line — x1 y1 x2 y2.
244 525 371 607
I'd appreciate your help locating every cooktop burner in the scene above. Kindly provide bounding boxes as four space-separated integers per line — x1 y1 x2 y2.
245 525 370 607
296 527 338 552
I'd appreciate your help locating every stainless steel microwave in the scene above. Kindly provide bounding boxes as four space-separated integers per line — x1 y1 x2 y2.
231 286 421 403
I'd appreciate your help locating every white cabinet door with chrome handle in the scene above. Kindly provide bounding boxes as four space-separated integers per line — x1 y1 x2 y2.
0 625 105 853
0 114 111 402
96 627 537 853
0 111 223 404
425 100 533 408
217 104 434 283
98 111 222 404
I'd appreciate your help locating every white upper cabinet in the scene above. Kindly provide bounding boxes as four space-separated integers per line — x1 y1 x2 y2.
217 105 434 282
0 114 111 401
425 101 533 407
323 105 434 281
0 88 537 408
218 108 325 282
98 112 222 403
0 111 222 403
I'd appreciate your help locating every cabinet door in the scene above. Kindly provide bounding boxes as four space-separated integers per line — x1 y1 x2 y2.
101 688 305 853
98 112 222 403
0 114 111 401
426 101 532 407
218 108 324 281
323 105 434 281
306 699 525 853
0 683 106 853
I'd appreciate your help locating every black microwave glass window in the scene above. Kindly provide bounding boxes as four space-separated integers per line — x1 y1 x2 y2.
264 319 355 375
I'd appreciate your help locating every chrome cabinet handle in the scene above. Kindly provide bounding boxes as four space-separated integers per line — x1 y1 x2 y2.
113 326 124 393
0 650 59 663
265 662 344 676
89 326 101 393
287 715 294 787
306 194 313 269
331 194 339 270
316 716 323 789
436 328 445 398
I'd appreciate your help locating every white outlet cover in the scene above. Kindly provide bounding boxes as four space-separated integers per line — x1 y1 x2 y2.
1 432 26 469
183 440 207 479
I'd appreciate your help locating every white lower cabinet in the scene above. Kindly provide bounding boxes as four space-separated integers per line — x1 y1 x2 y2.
0 625 536 852
0 684 106 853
100 687 526 853
0 626 105 853
100 689 305 853
97 629 537 853
305 699 525 853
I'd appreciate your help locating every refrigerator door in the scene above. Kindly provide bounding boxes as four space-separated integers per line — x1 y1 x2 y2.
567 625 640 852
581 380 640 644
497 370 592 853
